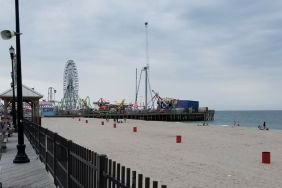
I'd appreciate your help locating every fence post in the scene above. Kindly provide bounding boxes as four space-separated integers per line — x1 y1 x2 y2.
41 127 47 163
67 140 72 188
37 123 40 154
98 154 107 188
45 129 48 172
53 133 58 186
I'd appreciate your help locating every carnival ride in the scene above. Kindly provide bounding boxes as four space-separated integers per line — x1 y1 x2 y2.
151 90 177 111
132 101 143 110
93 98 110 111
134 23 154 110
112 99 131 112
61 60 79 111
79 96 92 112
135 65 154 110
48 87 56 102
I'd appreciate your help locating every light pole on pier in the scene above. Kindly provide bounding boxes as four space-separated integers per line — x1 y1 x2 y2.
1 0 30 163
9 46 17 132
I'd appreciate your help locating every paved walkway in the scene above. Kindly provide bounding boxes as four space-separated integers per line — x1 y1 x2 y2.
0 133 56 188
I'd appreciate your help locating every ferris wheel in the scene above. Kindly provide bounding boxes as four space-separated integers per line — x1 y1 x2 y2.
62 60 79 110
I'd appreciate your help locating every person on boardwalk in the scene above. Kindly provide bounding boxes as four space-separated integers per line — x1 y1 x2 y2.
0 118 9 137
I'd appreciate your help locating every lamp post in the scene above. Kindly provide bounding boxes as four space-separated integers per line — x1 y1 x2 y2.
9 46 17 132
13 0 30 163
1 0 30 163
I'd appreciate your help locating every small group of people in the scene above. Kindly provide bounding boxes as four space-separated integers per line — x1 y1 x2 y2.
232 120 240 127
113 117 127 124
197 121 209 126
0 116 15 137
258 121 269 130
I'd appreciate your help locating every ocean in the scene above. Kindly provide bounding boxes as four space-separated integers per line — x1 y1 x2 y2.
210 110 282 130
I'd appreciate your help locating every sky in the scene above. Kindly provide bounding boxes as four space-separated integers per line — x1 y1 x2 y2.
0 0 281 110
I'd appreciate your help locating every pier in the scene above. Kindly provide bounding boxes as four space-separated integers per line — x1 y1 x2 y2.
55 110 215 122
94 111 215 121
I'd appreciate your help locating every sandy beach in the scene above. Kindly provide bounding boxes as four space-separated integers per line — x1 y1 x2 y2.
41 117 282 188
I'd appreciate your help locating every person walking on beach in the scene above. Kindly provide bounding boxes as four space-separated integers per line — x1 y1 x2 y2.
233 121 236 127
263 121 266 129
258 121 268 130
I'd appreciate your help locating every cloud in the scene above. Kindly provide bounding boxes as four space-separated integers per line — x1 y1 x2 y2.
0 0 281 110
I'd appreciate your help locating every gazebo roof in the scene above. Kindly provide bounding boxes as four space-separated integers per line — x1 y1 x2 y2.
0 84 43 99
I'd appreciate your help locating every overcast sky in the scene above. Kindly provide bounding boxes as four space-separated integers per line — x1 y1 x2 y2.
0 0 281 110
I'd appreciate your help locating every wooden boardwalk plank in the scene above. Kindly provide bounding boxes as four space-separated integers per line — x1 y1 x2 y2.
0 133 56 188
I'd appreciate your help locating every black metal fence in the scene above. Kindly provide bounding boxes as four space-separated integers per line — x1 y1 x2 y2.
24 120 167 188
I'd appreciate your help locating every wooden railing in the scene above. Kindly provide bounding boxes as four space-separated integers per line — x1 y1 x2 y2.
24 120 167 188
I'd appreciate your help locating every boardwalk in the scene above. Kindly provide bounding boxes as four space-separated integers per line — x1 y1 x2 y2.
0 133 56 188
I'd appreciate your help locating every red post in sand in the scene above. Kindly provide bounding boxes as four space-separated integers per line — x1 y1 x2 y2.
133 127 137 132
262 152 271 164
85 120 88 123
176 135 182 143
101 121 104 125
79 118 80 121
113 123 116 128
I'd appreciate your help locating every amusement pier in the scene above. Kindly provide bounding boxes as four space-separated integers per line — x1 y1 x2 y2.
0 19 214 188
0 60 215 123
36 60 214 122
0 22 215 123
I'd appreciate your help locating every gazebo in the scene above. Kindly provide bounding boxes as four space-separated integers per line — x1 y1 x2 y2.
0 84 43 123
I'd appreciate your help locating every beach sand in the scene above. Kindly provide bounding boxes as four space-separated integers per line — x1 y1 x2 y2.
42 117 282 188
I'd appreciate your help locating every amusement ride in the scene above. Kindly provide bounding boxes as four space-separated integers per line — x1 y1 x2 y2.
47 87 56 102
79 96 92 112
61 60 79 111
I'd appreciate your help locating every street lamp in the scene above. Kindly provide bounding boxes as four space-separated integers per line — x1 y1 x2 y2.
9 46 17 132
1 0 29 163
